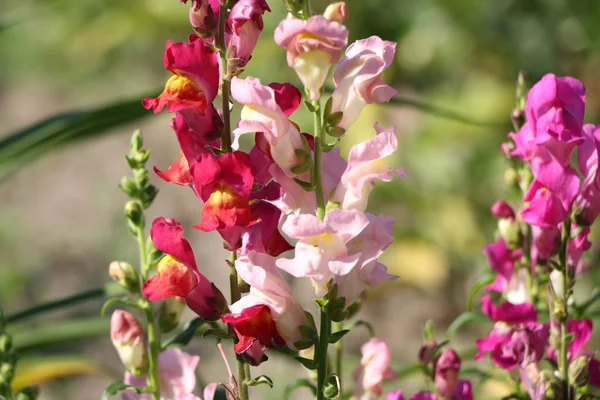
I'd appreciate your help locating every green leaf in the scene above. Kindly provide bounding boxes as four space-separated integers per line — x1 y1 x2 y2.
445 312 488 339
161 317 205 350
10 316 110 352
293 340 314 350
304 100 318 113
299 324 318 341
293 178 315 191
0 92 157 181
246 375 274 388
6 283 123 325
12 355 105 392
466 272 495 312
100 297 143 317
284 379 317 400
329 329 350 344
294 356 317 370
102 381 146 400
202 328 231 341
323 375 340 399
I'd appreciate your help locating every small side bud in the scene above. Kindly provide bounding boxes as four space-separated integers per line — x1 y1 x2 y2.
159 297 186 333
491 200 515 219
568 355 590 388
418 341 438 365
498 218 522 249
552 299 567 322
323 2 348 23
110 310 148 375
16 386 39 400
125 201 144 228
119 176 138 198
108 261 139 293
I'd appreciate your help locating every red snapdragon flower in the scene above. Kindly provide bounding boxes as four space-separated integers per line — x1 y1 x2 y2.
142 35 219 114
221 304 285 366
142 217 227 321
192 151 258 232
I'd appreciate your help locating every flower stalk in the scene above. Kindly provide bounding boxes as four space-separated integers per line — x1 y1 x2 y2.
137 224 161 400
216 2 249 398
558 220 572 399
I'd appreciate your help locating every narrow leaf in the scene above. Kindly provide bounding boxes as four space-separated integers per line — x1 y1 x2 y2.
329 330 350 344
246 375 274 388
294 356 317 370
466 272 495 312
161 317 205 350
445 312 488 339
284 379 317 400
12 355 106 392
102 381 146 400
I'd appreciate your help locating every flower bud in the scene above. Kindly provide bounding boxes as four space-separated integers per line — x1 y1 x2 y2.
491 200 515 219
552 299 567 322
568 355 590 387
504 168 518 188
125 201 144 228
159 297 186 333
498 218 522 249
418 341 438 365
435 349 461 398
108 261 139 292
110 310 148 374
0 334 11 352
324 2 348 23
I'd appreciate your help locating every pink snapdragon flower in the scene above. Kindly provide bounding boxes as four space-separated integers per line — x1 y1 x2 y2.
123 348 216 400
143 35 220 114
227 0 271 66
387 382 472 400
276 209 369 295
520 159 580 228
270 147 346 214
575 124 600 225
111 310 147 374
142 218 228 321
525 73 586 165
274 15 348 100
353 337 397 397
333 123 406 211
231 77 309 176
331 36 397 129
567 225 591 272
337 213 398 305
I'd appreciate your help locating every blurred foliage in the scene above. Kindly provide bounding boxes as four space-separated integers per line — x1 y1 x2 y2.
3 0 600 398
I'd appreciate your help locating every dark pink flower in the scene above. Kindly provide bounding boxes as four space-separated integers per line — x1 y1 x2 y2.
481 296 537 324
387 391 406 400
521 159 580 228
567 225 591 272
491 200 515 219
575 124 600 225
526 73 586 165
531 225 560 260
483 237 521 294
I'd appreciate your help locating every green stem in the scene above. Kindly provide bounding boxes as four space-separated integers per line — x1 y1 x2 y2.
216 2 249 397
229 252 249 400
137 226 160 400
312 100 325 220
333 321 343 391
316 309 331 400
558 220 571 399
5 284 122 325
218 1 232 154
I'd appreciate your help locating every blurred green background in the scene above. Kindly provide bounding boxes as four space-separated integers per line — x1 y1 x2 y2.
1 0 600 398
